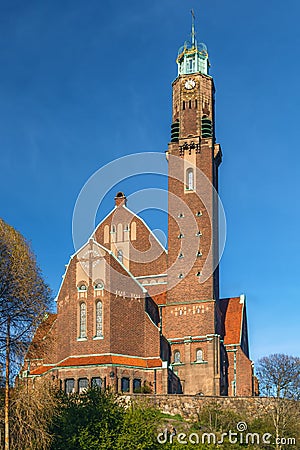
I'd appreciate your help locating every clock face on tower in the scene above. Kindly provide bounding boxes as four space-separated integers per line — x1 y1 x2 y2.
184 78 196 90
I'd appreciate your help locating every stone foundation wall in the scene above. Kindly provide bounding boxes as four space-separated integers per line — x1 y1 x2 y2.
126 394 299 421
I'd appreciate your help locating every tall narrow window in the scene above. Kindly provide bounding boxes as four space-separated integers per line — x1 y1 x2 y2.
117 223 123 242
189 100 192 109
121 377 130 393
174 350 181 364
186 168 194 190
95 300 103 337
111 224 116 243
79 302 87 338
131 221 137 241
117 249 123 264
183 101 185 110
133 379 142 393
195 99 198 109
104 225 110 244
196 349 203 362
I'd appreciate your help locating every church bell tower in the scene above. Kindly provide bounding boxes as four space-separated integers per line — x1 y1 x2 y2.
163 13 223 395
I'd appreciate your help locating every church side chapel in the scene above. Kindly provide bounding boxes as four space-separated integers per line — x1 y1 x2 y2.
23 16 256 397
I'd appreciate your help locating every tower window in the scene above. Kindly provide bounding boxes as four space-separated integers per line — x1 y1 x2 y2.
174 350 181 364
178 233 184 239
196 211 202 217
197 251 202 258
196 272 202 277
183 101 185 110
186 168 194 190
79 302 87 338
95 300 103 338
195 99 198 109
189 100 192 109
196 349 203 362
178 213 184 218
196 231 202 237
178 273 184 279
178 252 184 259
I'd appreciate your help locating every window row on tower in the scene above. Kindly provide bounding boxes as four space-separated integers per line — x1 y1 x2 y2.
182 99 198 110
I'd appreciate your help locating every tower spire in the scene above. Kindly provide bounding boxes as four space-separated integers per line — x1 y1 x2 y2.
191 9 196 47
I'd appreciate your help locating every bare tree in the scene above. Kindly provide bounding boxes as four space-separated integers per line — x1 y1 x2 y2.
256 354 300 450
10 380 59 450
0 219 52 450
256 353 300 400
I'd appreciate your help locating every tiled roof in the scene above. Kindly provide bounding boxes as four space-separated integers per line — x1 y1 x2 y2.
30 355 162 375
30 365 52 375
220 297 244 345
26 313 57 360
57 355 162 369
152 292 167 305
32 313 57 342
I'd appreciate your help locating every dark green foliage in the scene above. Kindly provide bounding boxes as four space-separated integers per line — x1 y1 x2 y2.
50 388 162 450
50 388 124 450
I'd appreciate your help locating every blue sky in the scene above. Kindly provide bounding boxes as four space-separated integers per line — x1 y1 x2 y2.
0 0 299 362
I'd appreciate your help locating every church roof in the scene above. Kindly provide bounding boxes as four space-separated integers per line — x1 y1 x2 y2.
220 296 245 346
29 354 163 376
26 313 57 360
56 354 162 369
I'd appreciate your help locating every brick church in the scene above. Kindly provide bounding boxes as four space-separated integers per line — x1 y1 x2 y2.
24 18 256 397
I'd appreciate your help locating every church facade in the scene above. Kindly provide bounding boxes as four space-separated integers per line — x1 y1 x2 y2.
24 21 256 397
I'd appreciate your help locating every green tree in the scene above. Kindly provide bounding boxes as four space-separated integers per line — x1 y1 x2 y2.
0 218 52 450
51 388 124 450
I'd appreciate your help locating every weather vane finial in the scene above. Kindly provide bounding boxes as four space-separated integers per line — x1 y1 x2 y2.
191 9 196 47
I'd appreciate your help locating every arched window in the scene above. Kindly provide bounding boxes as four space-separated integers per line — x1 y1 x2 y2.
78 283 87 291
196 349 203 362
79 302 87 338
186 168 194 190
95 300 103 337
104 225 110 244
111 224 116 243
117 223 123 242
131 221 137 241
94 280 104 290
117 249 123 264
174 350 181 364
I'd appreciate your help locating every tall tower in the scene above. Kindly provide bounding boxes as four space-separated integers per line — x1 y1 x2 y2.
163 13 223 395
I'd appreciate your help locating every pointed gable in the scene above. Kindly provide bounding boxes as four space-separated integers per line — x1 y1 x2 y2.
220 296 248 352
